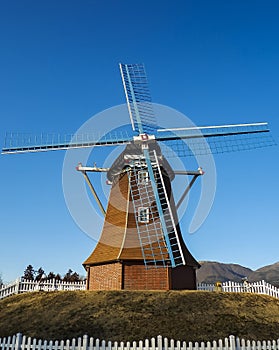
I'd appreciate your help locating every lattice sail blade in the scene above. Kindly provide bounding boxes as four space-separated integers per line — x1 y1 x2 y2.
2 131 133 154
157 122 276 158
128 149 185 268
119 63 157 134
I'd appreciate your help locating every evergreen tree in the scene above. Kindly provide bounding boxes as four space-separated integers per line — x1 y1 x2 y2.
70 272 80 282
63 269 73 282
35 267 45 281
23 265 35 280
20 266 83 282
47 272 56 279
55 273 62 281
63 269 83 282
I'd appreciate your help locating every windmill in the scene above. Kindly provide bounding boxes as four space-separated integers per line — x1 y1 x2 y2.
2 63 275 290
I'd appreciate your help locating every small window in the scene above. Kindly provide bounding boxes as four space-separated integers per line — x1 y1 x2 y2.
138 207 149 223
138 170 149 184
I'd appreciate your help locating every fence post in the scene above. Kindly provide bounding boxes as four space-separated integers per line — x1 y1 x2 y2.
235 337 241 350
15 278 21 295
52 279 56 291
82 335 88 350
15 333 23 350
158 336 163 350
229 335 236 350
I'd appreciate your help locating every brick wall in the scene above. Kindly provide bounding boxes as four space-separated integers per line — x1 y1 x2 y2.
123 263 169 290
87 261 197 290
88 263 122 290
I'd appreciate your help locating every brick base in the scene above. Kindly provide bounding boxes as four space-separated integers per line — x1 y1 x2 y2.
123 263 169 290
87 263 122 290
86 261 197 291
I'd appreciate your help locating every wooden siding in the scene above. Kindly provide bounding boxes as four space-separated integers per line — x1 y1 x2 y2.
83 173 143 265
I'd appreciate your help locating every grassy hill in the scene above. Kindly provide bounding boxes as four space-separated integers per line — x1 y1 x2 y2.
1 291 279 342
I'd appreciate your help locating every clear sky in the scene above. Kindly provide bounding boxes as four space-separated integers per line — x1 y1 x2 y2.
0 0 278 283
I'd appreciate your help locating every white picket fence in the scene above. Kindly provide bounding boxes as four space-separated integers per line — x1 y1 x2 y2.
0 278 86 300
1 278 278 300
197 280 279 298
0 334 279 350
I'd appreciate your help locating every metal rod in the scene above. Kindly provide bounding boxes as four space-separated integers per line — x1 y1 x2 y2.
81 171 106 217
176 169 204 210
174 170 204 176
76 165 110 172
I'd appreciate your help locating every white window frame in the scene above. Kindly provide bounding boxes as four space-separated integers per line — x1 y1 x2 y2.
138 207 150 223
138 170 149 185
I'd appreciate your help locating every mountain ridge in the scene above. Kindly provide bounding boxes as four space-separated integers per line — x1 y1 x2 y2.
197 260 279 287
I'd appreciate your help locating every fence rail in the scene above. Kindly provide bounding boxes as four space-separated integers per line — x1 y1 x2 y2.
0 278 86 300
0 334 279 350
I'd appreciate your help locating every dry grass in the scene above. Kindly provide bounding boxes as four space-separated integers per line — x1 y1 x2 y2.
0 290 279 342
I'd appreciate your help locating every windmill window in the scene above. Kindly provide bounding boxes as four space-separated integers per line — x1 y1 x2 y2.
138 207 149 223
138 170 149 184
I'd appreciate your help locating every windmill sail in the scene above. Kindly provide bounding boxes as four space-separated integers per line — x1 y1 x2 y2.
2 121 274 155
158 122 276 158
128 149 185 268
2 130 133 154
119 63 157 134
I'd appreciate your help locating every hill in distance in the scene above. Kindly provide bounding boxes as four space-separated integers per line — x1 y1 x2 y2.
249 262 279 286
197 261 252 284
197 261 279 287
0 291 279 342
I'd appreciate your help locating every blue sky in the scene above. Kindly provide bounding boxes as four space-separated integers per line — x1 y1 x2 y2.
0 0 278 283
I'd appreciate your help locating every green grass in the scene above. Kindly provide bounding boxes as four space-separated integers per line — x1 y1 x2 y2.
0 291 279 342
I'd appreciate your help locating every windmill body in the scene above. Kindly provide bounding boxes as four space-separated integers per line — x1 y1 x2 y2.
83 141 200 290
2 63 275 291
